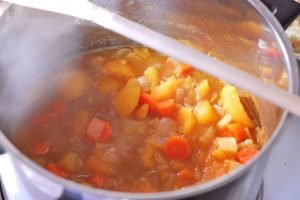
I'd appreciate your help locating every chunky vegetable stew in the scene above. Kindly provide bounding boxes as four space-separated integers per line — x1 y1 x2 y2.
16 47 261 192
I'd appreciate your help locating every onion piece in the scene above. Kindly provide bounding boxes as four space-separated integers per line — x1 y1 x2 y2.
238 139 260 150
156 117 177 136
214 104 225 117
115 48 132 58
137 76 150 92
148 135 167 148
217 113 232 128
121 119 148 135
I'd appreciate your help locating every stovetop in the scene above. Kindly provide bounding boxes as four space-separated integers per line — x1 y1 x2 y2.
263 116 300 200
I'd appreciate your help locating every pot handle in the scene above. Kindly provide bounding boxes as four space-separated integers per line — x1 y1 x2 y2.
261 0 300 29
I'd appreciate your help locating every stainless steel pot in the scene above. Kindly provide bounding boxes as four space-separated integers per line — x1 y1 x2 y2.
0 0 299 199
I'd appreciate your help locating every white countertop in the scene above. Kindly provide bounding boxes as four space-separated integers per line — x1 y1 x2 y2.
264 116 300 200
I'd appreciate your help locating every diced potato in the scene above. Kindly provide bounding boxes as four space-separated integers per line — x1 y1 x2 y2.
96 75 125 94
133 47 152 60
196 80 210 99
144 66 160 89
194 100 218 126
127 48 152 75
115 78 141 117
59 153 82 172
127 52 146 75
211 149 227 160
134 104 149 120
151 77 182 101
214 137 237 155
217 113 232 128
177 106 195 135
85 153 116 176
141 145 156 168
220 86 254 128
103 60 136 79
60 70 90 99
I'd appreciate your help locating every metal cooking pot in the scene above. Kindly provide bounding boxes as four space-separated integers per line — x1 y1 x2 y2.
0 0 299 199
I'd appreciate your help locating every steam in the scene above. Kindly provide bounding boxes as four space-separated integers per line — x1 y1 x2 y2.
0 5 83 134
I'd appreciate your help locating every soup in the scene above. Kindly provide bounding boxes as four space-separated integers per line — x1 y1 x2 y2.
15 47 261 192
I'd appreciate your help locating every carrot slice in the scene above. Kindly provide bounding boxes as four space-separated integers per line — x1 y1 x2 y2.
46 163 69 178
228 123 247 143
88 175 105 188
31 142 50 155
163 136 191 160
86 117 112 143
236 148 258 164
177 167 194 185
155 99 176 118
139 92 156 112
218 123 247 143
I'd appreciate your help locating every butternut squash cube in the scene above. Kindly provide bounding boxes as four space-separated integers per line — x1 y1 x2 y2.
151 77 182 101
194 100 218 126
134 104 149 120
59 153 82 172
177 106 195 135
211 149 227 160
96 75 125 94
144 66 160 89
196 79 210 99
103 60 136 79
133 47 152 60
115 78 141 117
220 85 253 128
61 70 90 99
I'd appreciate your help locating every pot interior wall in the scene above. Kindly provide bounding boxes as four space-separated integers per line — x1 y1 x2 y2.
0 0 286 167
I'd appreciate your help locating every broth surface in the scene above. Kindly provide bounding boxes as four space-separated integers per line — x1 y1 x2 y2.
15 47 261 192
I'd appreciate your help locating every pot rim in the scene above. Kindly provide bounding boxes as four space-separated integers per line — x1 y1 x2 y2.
0 0 298 199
